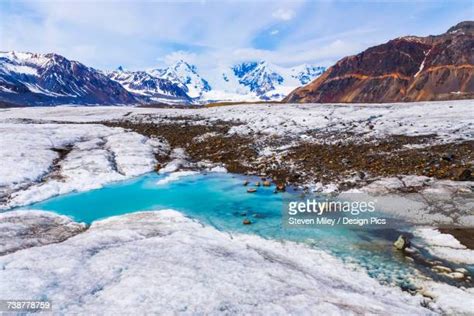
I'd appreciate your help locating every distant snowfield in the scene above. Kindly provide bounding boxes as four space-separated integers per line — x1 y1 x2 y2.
0 101 473 314
1 99 472 141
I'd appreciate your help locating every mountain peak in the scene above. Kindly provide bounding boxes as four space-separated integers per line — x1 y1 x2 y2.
447 21 474 34
107 68 191 103
148 60 210 99
172 59 197 73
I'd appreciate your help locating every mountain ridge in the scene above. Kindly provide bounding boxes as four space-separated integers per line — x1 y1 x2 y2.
0 51 325 106
107 68 191 104
0 51 137 106
284 21 474 103
148 60 212 99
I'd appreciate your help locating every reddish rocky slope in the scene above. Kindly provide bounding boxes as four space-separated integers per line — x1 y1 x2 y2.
284 21 474 103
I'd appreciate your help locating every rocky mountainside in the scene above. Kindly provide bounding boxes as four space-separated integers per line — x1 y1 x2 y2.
284 21 474 103
107 67 191 104
0 52 137 106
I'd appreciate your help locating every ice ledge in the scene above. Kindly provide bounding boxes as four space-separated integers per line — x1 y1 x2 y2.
0 209 430 315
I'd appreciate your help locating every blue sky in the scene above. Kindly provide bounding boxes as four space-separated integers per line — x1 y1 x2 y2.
1 0 472 73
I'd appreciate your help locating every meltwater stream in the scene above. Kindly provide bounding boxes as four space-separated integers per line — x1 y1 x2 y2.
20 172 420 288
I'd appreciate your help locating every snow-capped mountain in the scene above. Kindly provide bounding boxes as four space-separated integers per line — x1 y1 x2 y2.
107 67 191 104
0 52 136 106
202 61 326 102
149 60 211 99
232 61 284 95
0 51 325 106
290 64 327 85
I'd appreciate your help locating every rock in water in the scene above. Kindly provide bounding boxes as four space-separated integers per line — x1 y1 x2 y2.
276 184 286 192
394 235 411 250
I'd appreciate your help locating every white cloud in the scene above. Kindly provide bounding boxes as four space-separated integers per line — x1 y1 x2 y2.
272 8 295 21
162 51 198 66
1 0 465 75
1 1 288 69
225 39 361 68
0 0 368 74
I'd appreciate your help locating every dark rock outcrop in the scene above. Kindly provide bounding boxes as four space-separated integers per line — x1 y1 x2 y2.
284 21 474 103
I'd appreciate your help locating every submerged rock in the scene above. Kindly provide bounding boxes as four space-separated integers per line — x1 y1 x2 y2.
404 247 417 254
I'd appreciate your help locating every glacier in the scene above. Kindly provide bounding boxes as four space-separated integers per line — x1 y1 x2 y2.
0 210 431 315
0 102 473 315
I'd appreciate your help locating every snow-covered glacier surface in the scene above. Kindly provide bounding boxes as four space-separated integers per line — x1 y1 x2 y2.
0 210 430 315
0 102 473 314
1 100 472 142
0 122 167 209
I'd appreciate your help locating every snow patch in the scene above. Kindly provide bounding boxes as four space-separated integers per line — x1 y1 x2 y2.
414 228 474 264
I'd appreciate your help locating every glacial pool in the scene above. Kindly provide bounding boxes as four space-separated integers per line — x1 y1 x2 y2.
13 171 471 289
